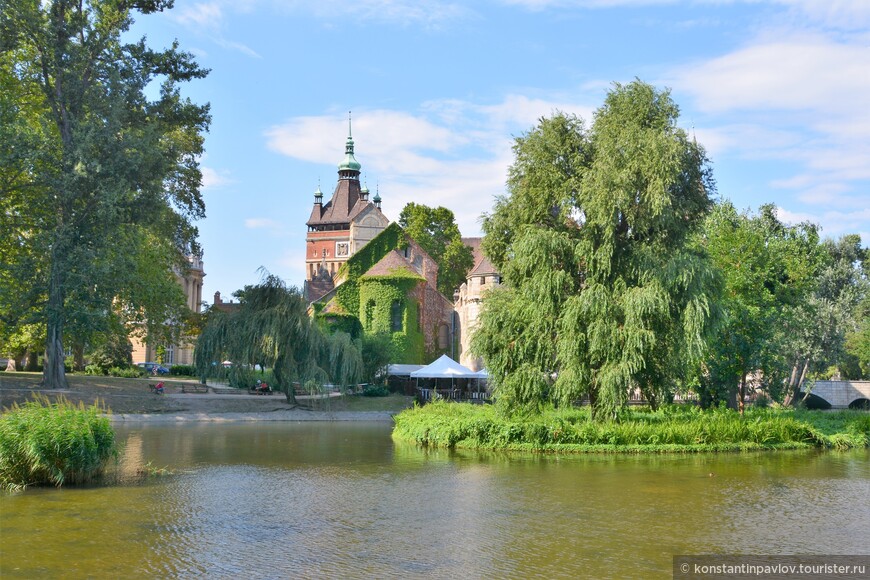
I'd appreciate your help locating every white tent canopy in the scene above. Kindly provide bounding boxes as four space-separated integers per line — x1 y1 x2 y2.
410 354 477 379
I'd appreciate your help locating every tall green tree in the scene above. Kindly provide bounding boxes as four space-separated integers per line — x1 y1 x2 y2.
0 0 209 387
475 81 717 419
398 203 475 296
698 203 821 411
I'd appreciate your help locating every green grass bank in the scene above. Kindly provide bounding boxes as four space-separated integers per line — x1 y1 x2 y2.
391 402 870 453
0 396 117 490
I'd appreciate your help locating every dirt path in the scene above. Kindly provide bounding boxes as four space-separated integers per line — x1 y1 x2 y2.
0 373 401 420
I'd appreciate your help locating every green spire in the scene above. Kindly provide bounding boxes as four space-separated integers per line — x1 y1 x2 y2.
338 111 361 173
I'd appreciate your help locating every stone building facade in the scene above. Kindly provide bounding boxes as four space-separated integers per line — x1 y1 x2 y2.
304 120 388 302
130 255 205 366
454 238 501 371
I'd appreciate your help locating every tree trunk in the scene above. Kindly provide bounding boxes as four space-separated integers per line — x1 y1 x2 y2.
43 255 69 389
736 373 746 416
783 358 810 407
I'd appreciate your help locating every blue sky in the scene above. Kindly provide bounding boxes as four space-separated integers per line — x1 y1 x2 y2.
128 0 870 304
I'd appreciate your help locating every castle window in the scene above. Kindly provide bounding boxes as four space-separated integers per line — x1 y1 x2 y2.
390 300 404 332
438 324 449 349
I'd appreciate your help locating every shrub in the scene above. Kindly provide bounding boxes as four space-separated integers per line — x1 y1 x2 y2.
108 366 142 378
84 363 104 376
362 384 390 397
168 364 196 377
0 395 117 490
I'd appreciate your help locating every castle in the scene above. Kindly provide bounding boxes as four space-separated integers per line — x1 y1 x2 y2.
301 119 498 368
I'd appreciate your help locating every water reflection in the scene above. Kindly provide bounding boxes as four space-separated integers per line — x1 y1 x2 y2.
1 423 867 578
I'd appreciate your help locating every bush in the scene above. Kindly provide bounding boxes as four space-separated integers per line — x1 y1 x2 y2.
0 395 117 490
168 364 196 377
84 364 104 376
362 384 390 397
108 366 142 378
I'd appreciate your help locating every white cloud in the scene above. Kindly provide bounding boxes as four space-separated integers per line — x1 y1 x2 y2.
173 2 224 31
665 27 870 240
277 0 471 27
264 94 599 236
169 0 260 57
777 206 870 240
201 166 232 189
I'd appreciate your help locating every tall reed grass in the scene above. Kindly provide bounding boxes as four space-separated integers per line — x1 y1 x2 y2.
0 395 117 490
392 402 870 453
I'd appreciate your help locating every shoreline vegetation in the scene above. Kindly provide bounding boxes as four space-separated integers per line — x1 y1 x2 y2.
0 396 117 491
391 401 870 453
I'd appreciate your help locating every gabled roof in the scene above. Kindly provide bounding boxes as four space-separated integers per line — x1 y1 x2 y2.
462 236 498 277
361 250 424 279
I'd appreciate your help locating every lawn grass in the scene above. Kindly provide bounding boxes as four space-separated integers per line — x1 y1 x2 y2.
300 392 414 412
392 401 870 453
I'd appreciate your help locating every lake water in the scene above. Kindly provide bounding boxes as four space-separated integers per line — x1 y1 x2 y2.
1 422 868 578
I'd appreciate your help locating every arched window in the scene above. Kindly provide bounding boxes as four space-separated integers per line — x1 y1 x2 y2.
438 324 449 349
390 300 404 332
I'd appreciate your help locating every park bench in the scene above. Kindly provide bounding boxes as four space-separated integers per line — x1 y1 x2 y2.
181 383 209 394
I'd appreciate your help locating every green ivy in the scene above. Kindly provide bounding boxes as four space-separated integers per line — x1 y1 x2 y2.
336 222 406 282
359 278 425 363
316 312 363 338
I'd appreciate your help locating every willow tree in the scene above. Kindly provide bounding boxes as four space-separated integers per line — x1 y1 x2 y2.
476 81 718 419
195 276 363 403
0 0 209 388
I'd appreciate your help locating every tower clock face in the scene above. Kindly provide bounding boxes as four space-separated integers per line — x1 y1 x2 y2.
335 242 350 257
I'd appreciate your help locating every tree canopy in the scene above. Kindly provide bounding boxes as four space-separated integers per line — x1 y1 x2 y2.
0 0 210 387
398 202 475 296
475 80 718 419
195 276 365 401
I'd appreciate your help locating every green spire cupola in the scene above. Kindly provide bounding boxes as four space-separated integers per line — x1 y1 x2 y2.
338 112 362 177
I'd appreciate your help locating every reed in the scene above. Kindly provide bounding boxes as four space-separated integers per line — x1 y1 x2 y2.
392 402 869 453
0 395 117 490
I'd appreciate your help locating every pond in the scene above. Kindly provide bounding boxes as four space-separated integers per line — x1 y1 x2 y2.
1 422 868 578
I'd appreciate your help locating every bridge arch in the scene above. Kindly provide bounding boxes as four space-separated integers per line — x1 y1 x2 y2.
848 398 870 411
801 380 870 409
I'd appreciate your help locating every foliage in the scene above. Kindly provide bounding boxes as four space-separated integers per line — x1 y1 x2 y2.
358 277 425 363
360 332 395 384
0 0 209 389
0 395 117 490
476 81 717 419
196 275 365 400
393 402 869 452
399 202 475 295
362 384 390 397
168 364 196 377
87 334 134 373
107 366 142 378
698 202 823 410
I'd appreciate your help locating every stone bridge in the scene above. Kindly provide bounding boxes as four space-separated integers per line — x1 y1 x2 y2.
800 380 870 409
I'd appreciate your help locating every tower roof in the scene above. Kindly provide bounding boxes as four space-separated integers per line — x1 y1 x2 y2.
307 113 384 229
338 113 361 173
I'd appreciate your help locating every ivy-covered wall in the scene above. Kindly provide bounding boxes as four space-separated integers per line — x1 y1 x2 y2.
359 275 425 363
313 222 452 364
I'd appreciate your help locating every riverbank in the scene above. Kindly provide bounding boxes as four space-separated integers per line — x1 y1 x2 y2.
392 401 870 452
0 373 411 419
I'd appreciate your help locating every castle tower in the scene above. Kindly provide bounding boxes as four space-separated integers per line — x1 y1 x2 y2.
305 114 389 296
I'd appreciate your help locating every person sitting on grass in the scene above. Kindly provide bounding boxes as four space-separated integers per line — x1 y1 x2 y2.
154 382 165 395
